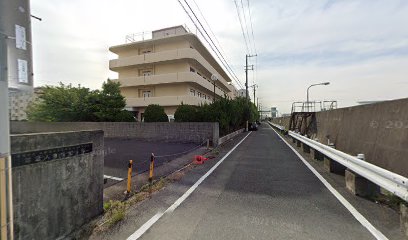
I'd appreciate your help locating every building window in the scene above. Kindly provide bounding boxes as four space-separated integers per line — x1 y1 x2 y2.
203 94 206 99
197 72 202 76
140 48 152 54
139 69 153 76
142 90 152 98
190 89 195 96
190 67 195 73
197 92 201 98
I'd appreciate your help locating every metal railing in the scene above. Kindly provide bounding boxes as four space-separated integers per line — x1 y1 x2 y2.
291 100 337 113
268 121 408 201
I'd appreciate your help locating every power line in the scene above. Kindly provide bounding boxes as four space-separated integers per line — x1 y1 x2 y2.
234 0 250 54
191 0 245 89
240 0 253 54
179 0 244 89
246 0 257 54
183 0 243 88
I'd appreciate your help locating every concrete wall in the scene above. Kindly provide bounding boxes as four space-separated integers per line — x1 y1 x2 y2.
10 130 104 240
10 121 220 146
271 98 408 177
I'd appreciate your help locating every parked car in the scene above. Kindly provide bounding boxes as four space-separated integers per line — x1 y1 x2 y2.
249 122 258 131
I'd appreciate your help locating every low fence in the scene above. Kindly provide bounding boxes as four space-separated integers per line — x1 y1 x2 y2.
270 121 408 200
10 130 104 240
218 128 245 146
10 121 220 146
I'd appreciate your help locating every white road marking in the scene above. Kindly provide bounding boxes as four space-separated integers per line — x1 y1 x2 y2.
127 132 252 240
103 175 124 181
268 124 388 240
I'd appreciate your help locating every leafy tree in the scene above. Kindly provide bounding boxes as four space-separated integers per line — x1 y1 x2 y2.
174 104 199 122
27 80 135 122
143 104 168 122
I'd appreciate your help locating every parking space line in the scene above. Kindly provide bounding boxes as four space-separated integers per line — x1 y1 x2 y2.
104 175 124 181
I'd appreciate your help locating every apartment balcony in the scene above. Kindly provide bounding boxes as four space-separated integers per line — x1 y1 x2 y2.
109 48 231 90
126 95 212 107
116 72 226 97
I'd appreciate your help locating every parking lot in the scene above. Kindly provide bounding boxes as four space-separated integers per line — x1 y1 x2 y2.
103 138 200 187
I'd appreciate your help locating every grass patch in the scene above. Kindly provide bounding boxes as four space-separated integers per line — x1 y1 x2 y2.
373 193 405 211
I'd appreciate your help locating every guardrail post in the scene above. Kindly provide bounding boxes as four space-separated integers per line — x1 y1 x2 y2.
345 154 379 197
296 139 301 147
313 149 324 161
292 137 296 143
323 144 346 174
126 160 133 194
302 142 311 154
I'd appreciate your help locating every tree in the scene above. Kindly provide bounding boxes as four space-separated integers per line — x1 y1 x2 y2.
143 104 168 122
27 80 135 122
174 104 198 122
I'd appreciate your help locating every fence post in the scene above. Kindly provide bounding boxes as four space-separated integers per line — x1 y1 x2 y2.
127 160 133 194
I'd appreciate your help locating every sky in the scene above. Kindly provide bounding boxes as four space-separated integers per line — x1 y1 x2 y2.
30 0 408 114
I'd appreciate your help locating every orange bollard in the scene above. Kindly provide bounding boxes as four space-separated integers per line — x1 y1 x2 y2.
127 160 133 194
149 153 155 184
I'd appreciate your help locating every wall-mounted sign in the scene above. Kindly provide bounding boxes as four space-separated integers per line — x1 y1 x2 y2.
17 59 28 83
15 24 26 50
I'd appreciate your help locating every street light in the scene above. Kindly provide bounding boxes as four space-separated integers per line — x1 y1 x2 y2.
211 74 218 103
306 82 330 112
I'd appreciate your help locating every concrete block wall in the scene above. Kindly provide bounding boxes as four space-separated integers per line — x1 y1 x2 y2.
10 122 220 145
271 98 408 177
10 130 104 240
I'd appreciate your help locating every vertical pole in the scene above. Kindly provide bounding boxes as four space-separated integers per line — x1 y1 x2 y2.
253 85 256 104
245 55 248 100
126 160 133 194
0 23 12 240
245 55 249 131
149 153 155 184
213 80 215 103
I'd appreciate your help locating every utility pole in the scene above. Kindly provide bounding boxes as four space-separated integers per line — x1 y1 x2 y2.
245 54 257 131
245 54 257 100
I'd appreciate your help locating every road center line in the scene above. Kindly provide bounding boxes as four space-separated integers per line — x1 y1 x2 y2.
127 132 252 240
268 124 388 240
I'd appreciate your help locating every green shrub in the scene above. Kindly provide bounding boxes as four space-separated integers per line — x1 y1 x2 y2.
174 97 259 136
174 104 199 122
143 104 168 122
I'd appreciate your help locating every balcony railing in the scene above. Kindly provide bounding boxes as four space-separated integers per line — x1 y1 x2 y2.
115 72 226 97
126 95 212 107
109 48 231 90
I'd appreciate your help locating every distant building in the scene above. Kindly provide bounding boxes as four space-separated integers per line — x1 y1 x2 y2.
8 87 43 121
236 89 251 99
271 107 278 118
109 25 238 121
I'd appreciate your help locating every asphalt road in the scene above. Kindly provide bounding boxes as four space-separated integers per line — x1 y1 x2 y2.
96 124 384 240
103 138 199 186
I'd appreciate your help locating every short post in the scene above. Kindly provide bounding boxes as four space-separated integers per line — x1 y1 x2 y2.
345 153 379 197
302 142 311 153
206 139 210 149
127 160 133 194
323 144 346 174
149 153 155 184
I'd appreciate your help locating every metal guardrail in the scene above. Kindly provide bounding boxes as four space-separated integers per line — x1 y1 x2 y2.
268 121 408 201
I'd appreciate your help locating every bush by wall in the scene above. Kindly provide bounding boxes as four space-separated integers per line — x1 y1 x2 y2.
143 104 168 122
174 97 259 136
